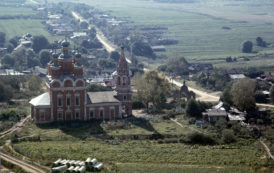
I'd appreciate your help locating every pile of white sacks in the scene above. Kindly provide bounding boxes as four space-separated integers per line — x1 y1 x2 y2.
52 157 103 173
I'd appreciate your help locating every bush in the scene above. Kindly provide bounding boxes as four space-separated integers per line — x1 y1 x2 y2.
185 132 216 145
222 129 236 144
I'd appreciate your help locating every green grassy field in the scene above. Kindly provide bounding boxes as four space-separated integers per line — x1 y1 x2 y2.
0 19 61 41
0 114 271 173
0 7 36 16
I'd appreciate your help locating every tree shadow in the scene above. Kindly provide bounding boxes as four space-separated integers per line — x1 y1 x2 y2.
36 120 107 140
126 115 158 133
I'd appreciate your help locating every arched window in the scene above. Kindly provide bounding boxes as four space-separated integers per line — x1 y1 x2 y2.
123 77 127 86
117 76 121 85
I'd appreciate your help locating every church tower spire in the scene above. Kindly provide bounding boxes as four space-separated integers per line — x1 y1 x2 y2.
115 47 132 116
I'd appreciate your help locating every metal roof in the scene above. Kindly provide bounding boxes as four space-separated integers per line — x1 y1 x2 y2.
29 92 50 106
87 91 120 104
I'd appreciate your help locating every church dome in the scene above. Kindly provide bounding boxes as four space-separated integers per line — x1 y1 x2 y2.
52 52 59 59
61 40 70 47
75 53 81 58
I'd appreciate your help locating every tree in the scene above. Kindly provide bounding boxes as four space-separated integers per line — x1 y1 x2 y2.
270 85 274 104
28 75 42 93
222 129 236 144
6 43 14 53
110 51 120 62
231 78 256 111
39 50 51 67
0 81 13 102
9 37 18 48
135 71 170 112
256 37 267 47
1 54 15 68
132 41 155 58
32 35 49 53
0 32 6 46
88 28 96 39
220 87 233 106
242 41 253 53
167 56 189 76
185 98 202 118
80 21 89 29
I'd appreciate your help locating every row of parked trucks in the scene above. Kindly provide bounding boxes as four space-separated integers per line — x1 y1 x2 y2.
52 157 103 172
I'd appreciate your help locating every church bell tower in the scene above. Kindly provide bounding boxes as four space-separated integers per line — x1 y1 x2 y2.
115 47 132 116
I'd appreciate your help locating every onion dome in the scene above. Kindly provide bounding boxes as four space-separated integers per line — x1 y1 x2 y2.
75 52 81 58
60 53 72 59
61 40 70 47
52 52 59 59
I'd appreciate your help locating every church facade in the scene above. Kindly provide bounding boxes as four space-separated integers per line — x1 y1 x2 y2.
29 40 132 123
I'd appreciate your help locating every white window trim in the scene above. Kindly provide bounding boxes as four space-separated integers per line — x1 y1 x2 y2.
99 107 104 119
40 109 45 121
75 110 80 120
110 107 115 120
66 95 71 107
57 95 63 107
75 95 80 106
57 111 63 120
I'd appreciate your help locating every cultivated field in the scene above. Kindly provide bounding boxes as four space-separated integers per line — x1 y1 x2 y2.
48 0 274 60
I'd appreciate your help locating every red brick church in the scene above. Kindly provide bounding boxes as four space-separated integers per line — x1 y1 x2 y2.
29 40 132 123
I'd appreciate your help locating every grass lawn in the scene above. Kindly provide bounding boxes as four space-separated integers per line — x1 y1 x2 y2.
0 19 61 41
0 7 36 16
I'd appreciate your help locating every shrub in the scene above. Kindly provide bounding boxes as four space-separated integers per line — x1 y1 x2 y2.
185 132 216 145
222 129 236 143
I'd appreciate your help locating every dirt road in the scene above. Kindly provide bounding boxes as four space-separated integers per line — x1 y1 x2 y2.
0 115 30 139
260 140 274 160
1 152 46 173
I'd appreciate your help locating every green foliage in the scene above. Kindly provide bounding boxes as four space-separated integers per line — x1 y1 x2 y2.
32 35 49 53
185 99 202 118
222 129 236 144
135 71 171 112
80 21 88 29
1 54 15 68
256 37 267 47
86 83 113 92
39 50 51 67
110 51 120 62
0 81 13 101
220 87 233 106
166 56 189 76
242 41 253 53
231 78 256 111
195 70 231 91
132 41 155 58
28 75 42 93
184 132 216 145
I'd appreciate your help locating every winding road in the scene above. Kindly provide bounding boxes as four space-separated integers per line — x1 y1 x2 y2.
0 115 30 139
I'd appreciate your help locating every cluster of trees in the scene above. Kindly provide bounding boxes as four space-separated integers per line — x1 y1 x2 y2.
242 37 267 53
134 71 171 112
158 56 190 76
194 70 231 91
221 78 257 111
0 75 42 102
81 39 102 49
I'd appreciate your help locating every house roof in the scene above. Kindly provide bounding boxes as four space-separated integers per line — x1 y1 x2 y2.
203 109 227 117
29 92 50 106
87 91 120 104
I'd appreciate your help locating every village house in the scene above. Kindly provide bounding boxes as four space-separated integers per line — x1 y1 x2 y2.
29 41 132 123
